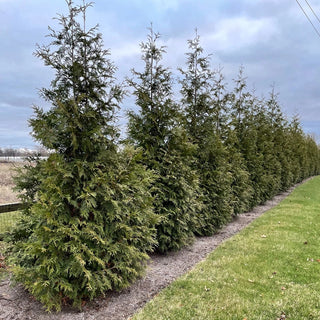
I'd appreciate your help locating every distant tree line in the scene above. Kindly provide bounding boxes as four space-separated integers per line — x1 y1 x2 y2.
5 0 320 311
0 147 50 157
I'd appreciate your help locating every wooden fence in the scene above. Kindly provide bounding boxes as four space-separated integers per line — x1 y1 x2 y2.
0 202 25 214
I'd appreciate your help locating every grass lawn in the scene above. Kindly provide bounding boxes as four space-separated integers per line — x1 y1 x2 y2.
0 211 20 280
132 176 320 320
0 211 21 235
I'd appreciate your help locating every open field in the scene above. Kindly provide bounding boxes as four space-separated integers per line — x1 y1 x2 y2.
133 176 320 320
0 163 22 239
0 162 20 204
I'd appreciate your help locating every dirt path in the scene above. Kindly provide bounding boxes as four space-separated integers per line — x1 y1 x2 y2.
0 181 306 320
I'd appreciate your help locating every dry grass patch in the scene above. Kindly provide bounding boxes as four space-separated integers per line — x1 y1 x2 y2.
0 162 20 204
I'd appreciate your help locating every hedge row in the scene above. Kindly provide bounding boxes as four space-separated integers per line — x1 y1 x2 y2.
127 29 320 250
5 0 320 311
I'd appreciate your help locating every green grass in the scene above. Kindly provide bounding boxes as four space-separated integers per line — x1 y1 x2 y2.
0 211 21 235
133 177 320 320
0 210 20 278
0 211 20 280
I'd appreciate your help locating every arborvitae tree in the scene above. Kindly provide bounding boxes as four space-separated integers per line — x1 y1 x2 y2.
231 68 320 205
254 102 281 200
179 33 234 235
224 128 253 215
305 134 320 176
179 32 213 141
288 115 309 182
127 27 201 252
265 88 291 191
231 68 289 205
230 70 266 208
210 68 252 215
6 1 157 311
230 67 251 136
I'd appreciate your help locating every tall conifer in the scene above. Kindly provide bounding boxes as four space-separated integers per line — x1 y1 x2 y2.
230 69 265 207
127 27 201 252
265 88 290 191
179 33 234 235
7 1 157 310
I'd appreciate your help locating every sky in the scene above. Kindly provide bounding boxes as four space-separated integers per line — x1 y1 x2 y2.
1 0 320 148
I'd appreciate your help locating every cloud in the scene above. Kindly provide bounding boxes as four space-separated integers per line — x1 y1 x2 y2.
0 103 35 148
112 41 141 60
203 16 277 53
1 0 320 147
146 0 184 11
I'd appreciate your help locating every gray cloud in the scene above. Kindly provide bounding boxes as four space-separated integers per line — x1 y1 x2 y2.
1 0 320 147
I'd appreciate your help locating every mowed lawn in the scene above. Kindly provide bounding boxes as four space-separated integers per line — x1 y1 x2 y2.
133 176 320 320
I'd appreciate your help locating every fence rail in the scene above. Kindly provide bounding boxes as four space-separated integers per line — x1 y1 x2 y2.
0 202 25 214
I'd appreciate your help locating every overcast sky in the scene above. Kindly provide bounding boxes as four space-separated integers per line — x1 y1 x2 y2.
1 0 320 148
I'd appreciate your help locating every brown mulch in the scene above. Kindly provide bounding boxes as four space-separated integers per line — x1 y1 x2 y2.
0 180 307 320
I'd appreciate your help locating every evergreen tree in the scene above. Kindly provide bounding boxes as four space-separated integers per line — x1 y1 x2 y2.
230 68 320 206
7 1 157 311
265 88 291 191
179 31 213 142
288 115 308 182
254 102 281 200
127 27 201 252
230 69 266 207
179 33 234 235
305 134 320 176
212 68 252 215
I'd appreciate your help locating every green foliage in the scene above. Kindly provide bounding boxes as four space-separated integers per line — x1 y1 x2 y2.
127 27 201 252
230 71 280 207
229 69 264 208
225 130 253 215
230 69 320 208
8 148 157 311
132 176 320 320
6 1 157 311
4 8 320 312
179 34 235 235
0 211 21 236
